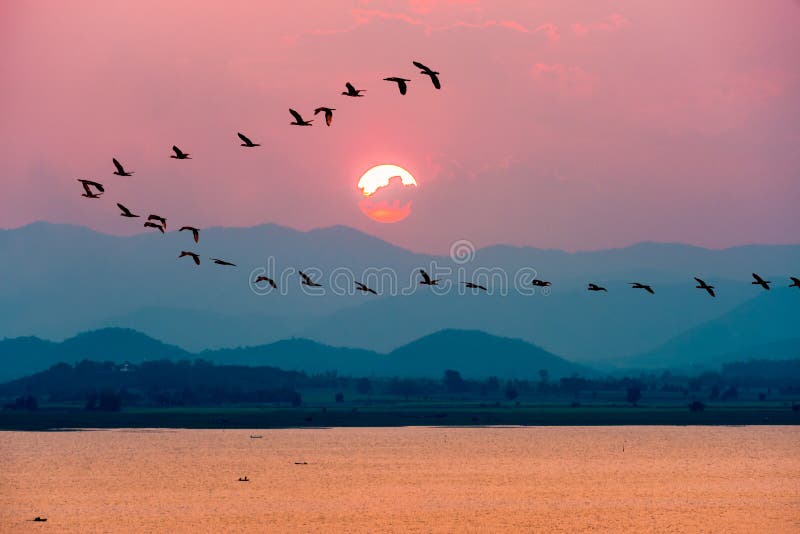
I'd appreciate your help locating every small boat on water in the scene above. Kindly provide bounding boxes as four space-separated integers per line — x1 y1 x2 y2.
294 462 308 465
250 435 263 439
238 476 249 482
33 517 47 522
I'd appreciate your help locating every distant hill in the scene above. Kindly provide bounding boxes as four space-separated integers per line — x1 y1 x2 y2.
0 328 189 382
0 327 583 381
623 289 799 370
384 329 584 379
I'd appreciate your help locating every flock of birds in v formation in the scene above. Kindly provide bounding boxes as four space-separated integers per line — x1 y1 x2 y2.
75 60 799 298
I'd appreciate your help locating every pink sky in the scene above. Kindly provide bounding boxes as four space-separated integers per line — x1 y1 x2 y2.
1 1 798 253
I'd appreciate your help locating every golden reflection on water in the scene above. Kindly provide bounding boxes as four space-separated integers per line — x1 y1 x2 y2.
1 426 799 533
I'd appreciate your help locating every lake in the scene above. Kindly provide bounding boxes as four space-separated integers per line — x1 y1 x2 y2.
1 426 798 532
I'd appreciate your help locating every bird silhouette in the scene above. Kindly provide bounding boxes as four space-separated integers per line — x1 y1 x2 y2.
179 251 200 265
383 77 411 95
588 283 607 292
413 60 441 89
355 281 378 295
790 276 800 289
289 108 313 126
694 277 716 297
419 269 439 286
314 107 335 126
299 270 322 287
143 221 164 233
237 132 260 147
170 145 191 159
147 214 167 230
116 203 139 218
179 226 200 243
77 179 104 198
112 158 133 176
464 282 487 291
254 276 278 289
630 282 655 294
751 273 771 290
531 279 552 287
211 258 236 267
341 82 365 97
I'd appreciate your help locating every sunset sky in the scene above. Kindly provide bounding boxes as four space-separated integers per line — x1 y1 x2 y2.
1 1 798 253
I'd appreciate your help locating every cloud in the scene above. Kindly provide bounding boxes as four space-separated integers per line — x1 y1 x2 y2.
534 22 560 42
571 13 629 36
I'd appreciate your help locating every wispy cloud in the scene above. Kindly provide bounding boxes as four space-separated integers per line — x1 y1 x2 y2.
571 13 629 36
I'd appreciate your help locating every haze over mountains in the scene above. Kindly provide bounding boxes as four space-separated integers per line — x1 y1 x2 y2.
1 222 797 367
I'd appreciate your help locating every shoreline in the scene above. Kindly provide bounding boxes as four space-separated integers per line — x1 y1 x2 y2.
1 404 797 431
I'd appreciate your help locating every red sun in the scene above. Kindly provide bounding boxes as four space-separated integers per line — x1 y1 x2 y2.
357 164 418 223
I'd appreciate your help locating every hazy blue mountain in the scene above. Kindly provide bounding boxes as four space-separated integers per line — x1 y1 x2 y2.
0 327 581 381
623 288 799 370
297 283 752 361
713 338 800 366
1 222 798 360
384 329 583 379
0 328 190 381
203 339 385 376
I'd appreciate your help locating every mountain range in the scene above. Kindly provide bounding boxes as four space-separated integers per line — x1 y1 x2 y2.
1 222 798 366
0 327 582 382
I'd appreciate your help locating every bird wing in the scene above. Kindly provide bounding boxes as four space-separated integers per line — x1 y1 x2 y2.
299 271 312 284
792 277 800 284
81 182 93 195
314 107 328 114
345 82 356 93
116 203 131 215
269 279 277 289
289 108 304 122
419 269 431 283
172 145 182 156
413 61 430 72
325 110 332 126
646 286 654 294
355 282 366 290
113 158 124 173
752 273 764 283
398 80 408 95
694 277 705 285
707 287 716 297
429 73 441 89
237 132 252 145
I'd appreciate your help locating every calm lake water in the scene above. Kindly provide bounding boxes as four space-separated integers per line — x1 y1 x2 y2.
1 426 798 532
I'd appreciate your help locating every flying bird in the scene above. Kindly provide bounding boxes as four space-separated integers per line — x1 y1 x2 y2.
170 145 191 159
289 108 313 126
237 132 260 147
531 279 552 287
299 270 322 287
355 281 378 295
587 283 607 292
116 203 139 218
630 282 655 294
179 251 200 265
112 158 133 176
419 269 439 286
143 221 164 233
694 277 716 297
751 273 771 290
77 179 104 198
211 258 236 267
464 282 487 291
314 107 335 126
383 77 410 95
254 276 278 289
790 277 800 289
179 226 200 243
413 60 441 89
147 214 167 230
341 82 365 97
